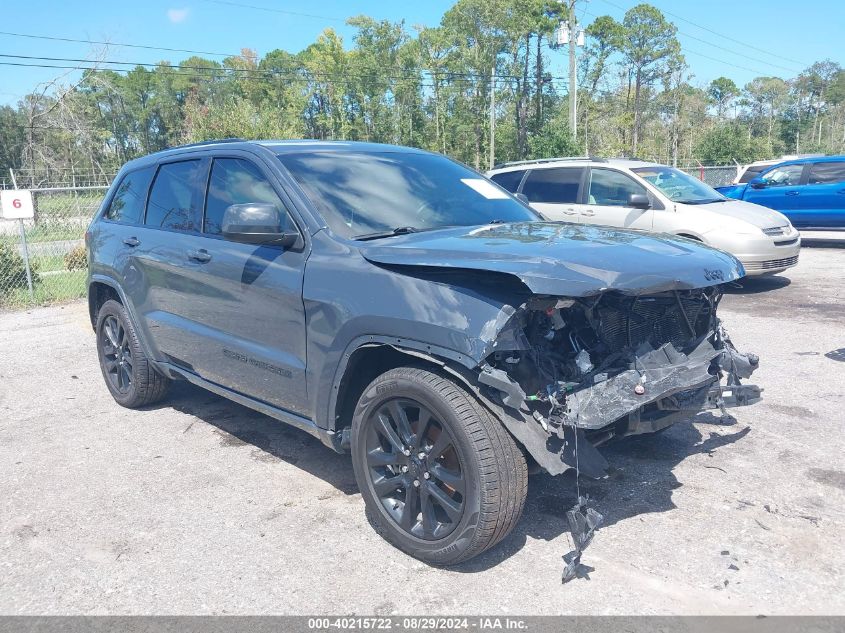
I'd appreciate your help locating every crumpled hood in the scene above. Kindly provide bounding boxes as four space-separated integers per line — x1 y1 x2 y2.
689 198 790 229
358 222 744 296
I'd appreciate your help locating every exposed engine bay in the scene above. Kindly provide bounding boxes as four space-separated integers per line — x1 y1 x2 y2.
476 286 761 477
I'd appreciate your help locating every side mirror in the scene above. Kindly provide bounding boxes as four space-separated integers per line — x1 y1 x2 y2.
221 203 298 247
628 193 651 210
514 192 530 204
749 177 767 189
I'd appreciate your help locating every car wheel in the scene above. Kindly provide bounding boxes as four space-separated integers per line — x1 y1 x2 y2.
96 299 170 408
350 366 527 565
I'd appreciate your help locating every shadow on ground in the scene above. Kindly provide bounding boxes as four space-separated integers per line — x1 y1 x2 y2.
148 381 750 572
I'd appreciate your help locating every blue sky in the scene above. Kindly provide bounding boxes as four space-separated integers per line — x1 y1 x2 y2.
1 0 842 106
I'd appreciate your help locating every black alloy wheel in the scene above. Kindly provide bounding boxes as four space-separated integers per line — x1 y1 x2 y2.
99 314 133 394
364 398 466 540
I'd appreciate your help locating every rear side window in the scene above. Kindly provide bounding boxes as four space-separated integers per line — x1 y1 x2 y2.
739 167 763 183
808 161 845 185
588 168 647 206
489 170 525 192
145 160 202 232
522 167 584 203
204 158 287 236
104 167 154 224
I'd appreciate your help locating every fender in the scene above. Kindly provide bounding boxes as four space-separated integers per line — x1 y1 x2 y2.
88 274 158 364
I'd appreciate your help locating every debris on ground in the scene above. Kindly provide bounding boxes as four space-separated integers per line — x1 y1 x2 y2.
561 497 603 583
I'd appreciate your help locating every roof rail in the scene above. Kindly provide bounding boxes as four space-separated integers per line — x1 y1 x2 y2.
167 138 247 150
492 156 606 169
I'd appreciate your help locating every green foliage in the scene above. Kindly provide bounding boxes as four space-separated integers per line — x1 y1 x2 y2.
2 0 844 181
0 241 40 295
64 246 88 271
694 124 768 165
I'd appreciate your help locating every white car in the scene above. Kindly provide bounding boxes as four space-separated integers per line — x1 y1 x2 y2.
487 157 801 276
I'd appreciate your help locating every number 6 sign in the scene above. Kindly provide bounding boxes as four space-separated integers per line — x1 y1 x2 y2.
1 189 35 219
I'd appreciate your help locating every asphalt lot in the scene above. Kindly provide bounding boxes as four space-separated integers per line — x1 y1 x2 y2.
1 245 844 615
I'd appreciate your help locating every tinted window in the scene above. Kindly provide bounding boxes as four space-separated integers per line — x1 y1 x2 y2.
761 164 803 187
522 168 584 203
105 167 154 224
145 160 202 232
205 158 287 236
277 151 537 239
490 170 526 192
808 161 845 185
588 169 647 206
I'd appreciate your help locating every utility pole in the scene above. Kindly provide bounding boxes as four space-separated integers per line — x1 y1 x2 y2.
567 0 578 140
489 66 496 169
555 1 583 148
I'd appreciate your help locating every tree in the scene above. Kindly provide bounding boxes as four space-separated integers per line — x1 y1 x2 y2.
694 123 765 164
620 4 680 155
708 77 739 118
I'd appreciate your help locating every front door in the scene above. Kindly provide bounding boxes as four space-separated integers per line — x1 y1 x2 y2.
177 154 309 416
581 168 654 230
742 163 809 225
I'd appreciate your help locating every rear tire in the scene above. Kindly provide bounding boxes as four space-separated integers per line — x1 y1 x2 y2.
96 299 170 408
350 366 527 565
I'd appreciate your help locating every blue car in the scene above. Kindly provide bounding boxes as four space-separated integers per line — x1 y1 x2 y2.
717 156 845 229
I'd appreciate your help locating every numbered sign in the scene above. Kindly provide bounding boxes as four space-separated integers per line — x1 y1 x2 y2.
1 190 35 219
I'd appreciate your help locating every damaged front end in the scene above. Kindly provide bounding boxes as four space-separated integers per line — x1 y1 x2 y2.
476 286 760 477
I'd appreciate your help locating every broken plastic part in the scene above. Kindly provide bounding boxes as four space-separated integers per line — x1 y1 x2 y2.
562 497 603 583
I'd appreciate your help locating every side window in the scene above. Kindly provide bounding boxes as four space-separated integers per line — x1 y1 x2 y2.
808 162 845 185
204 158 288 236
761 164 804 187
588 169 647 207
145 160 202 232
104 167 155 224
522 168 584 203
489 170 525 193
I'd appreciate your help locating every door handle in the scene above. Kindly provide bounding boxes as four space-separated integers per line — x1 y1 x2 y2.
188 249 212 263
785 190 800 196
562 208 577 215
123 237 140 247
581 209 595 216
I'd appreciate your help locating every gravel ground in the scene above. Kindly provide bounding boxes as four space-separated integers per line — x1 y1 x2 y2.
1 246 844 615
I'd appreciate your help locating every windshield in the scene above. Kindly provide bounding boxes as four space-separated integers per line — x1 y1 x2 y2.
277 150 538 239
632 166 725 204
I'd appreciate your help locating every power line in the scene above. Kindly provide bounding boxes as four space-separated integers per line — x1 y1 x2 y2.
0 30 238 58
580 5 798 78
594 0 808 70
0 53 574 85
0 60 563 91
197 0 347 22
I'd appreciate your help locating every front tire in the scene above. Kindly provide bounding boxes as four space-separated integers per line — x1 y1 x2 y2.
350 366 527 565
96 299 170 408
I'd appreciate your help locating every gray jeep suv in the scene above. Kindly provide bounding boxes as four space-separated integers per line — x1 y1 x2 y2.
87 140 760 564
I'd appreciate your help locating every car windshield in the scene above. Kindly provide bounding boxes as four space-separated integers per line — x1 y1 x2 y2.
276 150 538 239
632 166 726 204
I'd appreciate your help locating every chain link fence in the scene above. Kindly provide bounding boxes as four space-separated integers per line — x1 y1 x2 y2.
0 185 108 309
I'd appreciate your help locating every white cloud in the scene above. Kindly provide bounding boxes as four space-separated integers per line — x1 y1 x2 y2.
167 8 190 23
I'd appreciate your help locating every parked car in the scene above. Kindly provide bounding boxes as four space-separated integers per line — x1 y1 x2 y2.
87 140 760 564
487 158 801 276
733 155 823 184
716 155 845 230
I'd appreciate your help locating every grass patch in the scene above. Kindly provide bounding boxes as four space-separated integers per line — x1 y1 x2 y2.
0 269 86 309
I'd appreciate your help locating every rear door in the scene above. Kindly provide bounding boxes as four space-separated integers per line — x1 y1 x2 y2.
520 167 586 222
801 161 845 228
742 163 809 225
125 156 209 368
582 168 653 230
177 153 309 415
